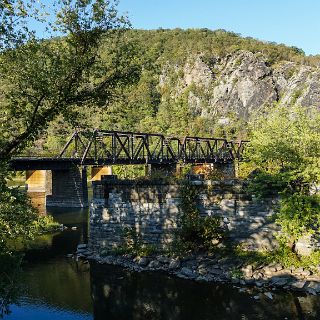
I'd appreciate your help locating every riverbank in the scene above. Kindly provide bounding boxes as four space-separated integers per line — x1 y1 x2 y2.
76 245 320 298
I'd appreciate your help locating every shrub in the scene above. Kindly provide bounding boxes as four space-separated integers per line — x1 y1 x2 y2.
174 181 226 253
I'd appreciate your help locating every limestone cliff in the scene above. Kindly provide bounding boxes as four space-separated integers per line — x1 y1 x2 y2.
159 51 320 122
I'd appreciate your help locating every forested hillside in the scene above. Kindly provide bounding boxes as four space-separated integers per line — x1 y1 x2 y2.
31 28 320 153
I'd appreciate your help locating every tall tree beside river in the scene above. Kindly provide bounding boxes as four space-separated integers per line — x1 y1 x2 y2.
0 0 139 317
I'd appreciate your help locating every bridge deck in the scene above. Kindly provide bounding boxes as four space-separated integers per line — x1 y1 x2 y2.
10 156 233 171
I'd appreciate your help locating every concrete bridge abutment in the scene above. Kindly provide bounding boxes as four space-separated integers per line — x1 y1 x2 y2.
25 170 52 212
91 166 113 181
26 170 52 193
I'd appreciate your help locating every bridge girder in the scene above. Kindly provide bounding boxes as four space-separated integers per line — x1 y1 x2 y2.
10 129 248 170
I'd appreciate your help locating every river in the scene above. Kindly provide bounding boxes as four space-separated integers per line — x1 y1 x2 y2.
4 207 320 320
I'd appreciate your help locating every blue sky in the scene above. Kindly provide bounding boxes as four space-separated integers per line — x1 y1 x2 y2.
116 0 320 55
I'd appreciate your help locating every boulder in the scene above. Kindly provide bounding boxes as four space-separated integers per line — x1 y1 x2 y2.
169 259 181 270
180 267 194 278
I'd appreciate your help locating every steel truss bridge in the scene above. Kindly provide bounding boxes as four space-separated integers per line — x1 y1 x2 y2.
10 129 248 170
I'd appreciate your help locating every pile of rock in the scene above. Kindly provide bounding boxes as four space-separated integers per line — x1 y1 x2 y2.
70 247 320 295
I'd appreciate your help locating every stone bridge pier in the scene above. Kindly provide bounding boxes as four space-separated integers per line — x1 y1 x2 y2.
25 166 113 208
45 166 89 207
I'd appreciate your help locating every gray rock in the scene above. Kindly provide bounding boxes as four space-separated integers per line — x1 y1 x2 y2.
137 257 148 267
181 267 194 278
245 279 255 285
295 235 314 256
76 248 88 254
291 280 307 290
255 280 266 287
169 259 181 270
264 267 276 277
306 288 317 295
157 256 170 264
253 272 263 280
300 270 311 277
231 278 240 284
307 281 320 293
77 244 88 250
208 267 223 276
264 292 273 300
294 267 304 274
163 51 320 121
241 265 253 278
148 260 160 269
270 277 290 287
198 266 208 276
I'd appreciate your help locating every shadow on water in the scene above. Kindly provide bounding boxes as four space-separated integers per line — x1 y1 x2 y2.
3 194 320 319
90 263 320 320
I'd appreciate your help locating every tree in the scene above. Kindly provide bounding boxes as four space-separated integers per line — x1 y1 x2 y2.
246 105 320 251
0 1 139 315
0 0 140 159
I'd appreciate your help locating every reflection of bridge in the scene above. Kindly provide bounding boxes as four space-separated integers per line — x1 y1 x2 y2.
9 130 247 208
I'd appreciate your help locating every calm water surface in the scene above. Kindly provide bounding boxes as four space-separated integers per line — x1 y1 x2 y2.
5 206 320 320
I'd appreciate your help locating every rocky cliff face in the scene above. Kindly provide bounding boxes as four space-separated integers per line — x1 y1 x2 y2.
159 51 320 121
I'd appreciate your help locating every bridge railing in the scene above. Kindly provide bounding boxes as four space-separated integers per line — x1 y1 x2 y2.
58 129 248 165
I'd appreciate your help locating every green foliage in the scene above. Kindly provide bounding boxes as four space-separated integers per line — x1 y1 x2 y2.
246 105 320 173
118 226 157 257
112 165 145 179
0 251 22 318
176 162 192 179
0 167 60 253
174 181 225 253
0 0 138 158
276 194 320 243
291 88 304 104
230 243 320 271
229 268 244 280
246 105 320 255
271 246 320 269
246 170 288 198
0 165 59 318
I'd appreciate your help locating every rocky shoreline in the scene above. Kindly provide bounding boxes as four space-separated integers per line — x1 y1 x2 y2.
73 244 320 298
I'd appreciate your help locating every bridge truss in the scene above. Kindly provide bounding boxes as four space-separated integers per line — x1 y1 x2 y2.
58 129 247 165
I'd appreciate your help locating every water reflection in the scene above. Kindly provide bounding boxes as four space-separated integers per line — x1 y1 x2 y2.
90 263 320 320
6 207 92 320
7 257 320 320
8 303 92 320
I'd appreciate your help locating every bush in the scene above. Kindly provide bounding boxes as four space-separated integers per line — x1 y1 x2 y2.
120 226 157 257
174 182 225 253
246 105 320 260
276 194 320 246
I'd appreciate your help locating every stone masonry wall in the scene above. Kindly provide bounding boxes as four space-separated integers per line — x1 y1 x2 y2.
46 166 88 208
89 179 279 254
